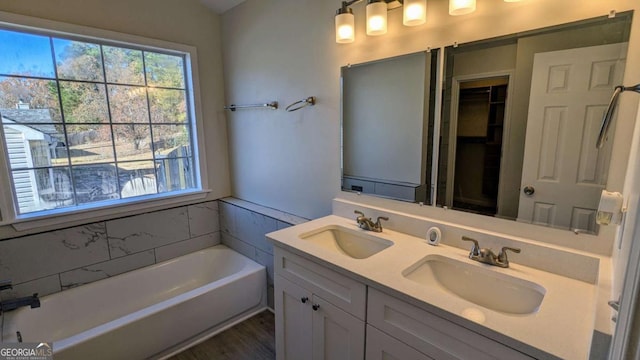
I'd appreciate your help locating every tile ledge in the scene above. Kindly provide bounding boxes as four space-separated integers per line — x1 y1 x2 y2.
220 197 309 225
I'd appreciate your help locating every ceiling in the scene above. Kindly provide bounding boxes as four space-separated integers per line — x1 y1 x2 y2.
200 0 246 14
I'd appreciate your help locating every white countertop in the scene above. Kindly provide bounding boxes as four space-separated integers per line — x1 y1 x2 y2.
267 215 600 360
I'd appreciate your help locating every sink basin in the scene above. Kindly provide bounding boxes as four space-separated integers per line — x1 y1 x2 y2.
403 254 546 314
299 225 393 259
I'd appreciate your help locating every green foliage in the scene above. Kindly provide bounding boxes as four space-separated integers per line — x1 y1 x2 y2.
55 40 104 82
104 46 144 85
144 52 185 88
1 38 190 150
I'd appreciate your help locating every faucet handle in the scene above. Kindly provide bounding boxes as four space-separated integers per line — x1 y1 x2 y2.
461 236 481 256
354 210 365 218
498 246 521 264
375 216 389 231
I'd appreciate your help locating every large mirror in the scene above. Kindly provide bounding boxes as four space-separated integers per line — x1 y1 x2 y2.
437 13 632 233
341 50 439 204
341 12 633 234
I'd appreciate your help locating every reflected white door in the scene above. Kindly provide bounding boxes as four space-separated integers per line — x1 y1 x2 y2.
518 43 626 231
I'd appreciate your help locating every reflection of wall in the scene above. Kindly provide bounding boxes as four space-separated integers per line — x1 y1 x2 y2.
342 52 428 185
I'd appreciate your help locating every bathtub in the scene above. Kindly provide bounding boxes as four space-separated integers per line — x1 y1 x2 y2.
1 245 267 360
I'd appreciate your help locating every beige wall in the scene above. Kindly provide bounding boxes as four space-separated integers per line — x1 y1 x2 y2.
0 0 231 238
222 0 640 221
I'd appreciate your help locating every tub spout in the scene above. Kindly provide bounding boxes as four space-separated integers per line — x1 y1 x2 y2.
0 279 12 291
0 293 40 314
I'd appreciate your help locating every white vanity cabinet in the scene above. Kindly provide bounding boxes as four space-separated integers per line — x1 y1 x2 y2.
274 248 366 360
274 246 538 360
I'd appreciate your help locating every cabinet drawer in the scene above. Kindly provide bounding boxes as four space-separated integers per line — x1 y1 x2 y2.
366 325 433 360
367 288 534 360
275 247 366 319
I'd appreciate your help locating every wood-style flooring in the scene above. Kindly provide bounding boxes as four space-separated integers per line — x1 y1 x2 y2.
169 311 276 360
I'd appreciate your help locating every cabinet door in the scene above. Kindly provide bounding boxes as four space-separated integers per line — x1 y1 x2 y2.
366 325 433 360
311 295 365 360
367 288 534 360
275 275 313 360
275 248 367 319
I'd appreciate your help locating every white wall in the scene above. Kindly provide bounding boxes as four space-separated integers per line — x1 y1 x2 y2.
222 0 640 221
0 0 231 238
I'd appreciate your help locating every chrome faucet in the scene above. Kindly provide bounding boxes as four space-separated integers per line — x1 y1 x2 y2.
354 210 388 233
461 236 520 268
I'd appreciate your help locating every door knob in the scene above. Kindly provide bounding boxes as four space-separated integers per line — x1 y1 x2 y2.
523 186 535 196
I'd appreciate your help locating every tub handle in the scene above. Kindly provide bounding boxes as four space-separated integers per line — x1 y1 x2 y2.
312 304 320 311
301 297 309 304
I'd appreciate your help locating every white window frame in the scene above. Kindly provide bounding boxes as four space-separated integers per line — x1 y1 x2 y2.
0 11 210 230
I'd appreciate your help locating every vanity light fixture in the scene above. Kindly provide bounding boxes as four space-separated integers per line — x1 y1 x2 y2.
335 0 522 43
335 6 355 43
334 0 426 43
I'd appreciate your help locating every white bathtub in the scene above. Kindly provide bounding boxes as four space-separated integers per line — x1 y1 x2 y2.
1 245 267 360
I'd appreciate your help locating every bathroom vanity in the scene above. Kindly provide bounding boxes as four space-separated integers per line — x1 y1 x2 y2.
268 199 607 360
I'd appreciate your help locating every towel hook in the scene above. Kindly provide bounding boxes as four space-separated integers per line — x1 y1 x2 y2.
286 97 316 112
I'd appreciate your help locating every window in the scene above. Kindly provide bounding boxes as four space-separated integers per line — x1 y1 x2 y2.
0 18 204 223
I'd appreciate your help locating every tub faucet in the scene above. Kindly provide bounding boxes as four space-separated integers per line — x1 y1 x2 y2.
0 293 40 315
461 236 521 268
0 279 12 291
354 210 388 232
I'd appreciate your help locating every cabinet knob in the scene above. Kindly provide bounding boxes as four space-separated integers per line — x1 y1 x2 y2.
312 304 320 311
301 297 309 303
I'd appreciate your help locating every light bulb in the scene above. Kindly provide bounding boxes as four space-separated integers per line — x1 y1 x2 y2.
366 1 388 36
449 0 476 15
403 0 427 26
335 9 355 43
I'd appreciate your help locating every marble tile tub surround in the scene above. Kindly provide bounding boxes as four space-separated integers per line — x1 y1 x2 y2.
0 201 221 300
218 197 308 308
